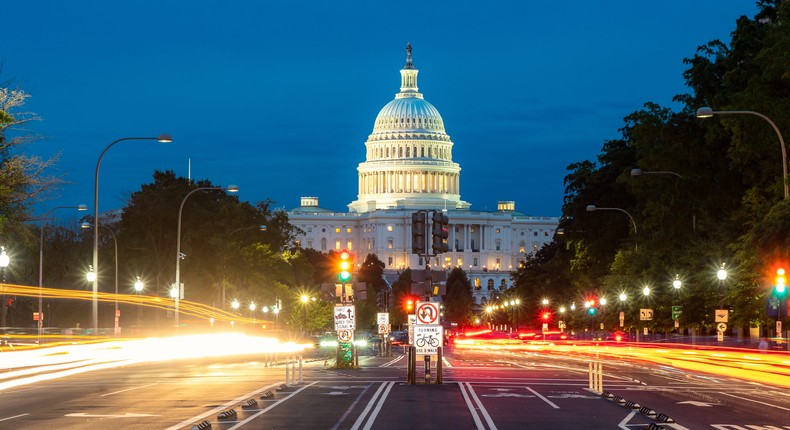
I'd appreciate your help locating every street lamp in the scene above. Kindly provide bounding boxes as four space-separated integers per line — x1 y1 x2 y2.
586 205 638 251
696 107 787 200
642 286 651 297
231 300 240 311
174 185 239 329
37 204 88 342
83 221 120 335
92 134 172 331
630 168 683 179
86 266 96 283
0 246 10 329
717 263 728 308
133 277 144 327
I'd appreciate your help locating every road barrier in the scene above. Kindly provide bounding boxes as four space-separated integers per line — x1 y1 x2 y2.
406 345 442 385
588 360 603 393
217 408 237 420
191 420 211 430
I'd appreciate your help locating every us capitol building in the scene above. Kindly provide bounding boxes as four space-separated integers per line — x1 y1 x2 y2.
288 45 559 305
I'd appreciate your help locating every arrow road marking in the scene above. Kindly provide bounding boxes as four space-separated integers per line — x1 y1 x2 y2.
323 391 350 396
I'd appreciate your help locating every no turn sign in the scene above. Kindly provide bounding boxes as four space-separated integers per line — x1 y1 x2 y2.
415 302 440 325
337 329 354 343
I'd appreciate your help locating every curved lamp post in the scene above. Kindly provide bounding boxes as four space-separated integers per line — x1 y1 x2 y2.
174 185 239 329
38 204 87 342
586 205 638 251
92 134 171 331
696 107 787 200
630 168 683 179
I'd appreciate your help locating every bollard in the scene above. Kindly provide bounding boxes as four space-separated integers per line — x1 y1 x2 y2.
285 360 291 385
436 347 443 384
588 361 603 393
298 354 304 384
424 354 431 383
407 346 416 384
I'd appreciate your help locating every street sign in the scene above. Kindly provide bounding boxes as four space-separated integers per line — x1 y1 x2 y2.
337 329 354 343
640 309 653 321
643 327 648 335
33 312 42 321
377 324 389 334
414 325 443 355
415 302 440 325
377 312 389 325
717 331 724 341
619 311 624 327
674 319 679 328
778 320 782 335
716 322 727 333
715 309 728 323
671 305 683 320
334 305 356 331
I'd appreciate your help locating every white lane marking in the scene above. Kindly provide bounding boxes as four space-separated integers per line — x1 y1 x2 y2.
331 383 374 430
617 410 637 430
99 383 158 397
443 357 452 368
65 413 159 418
163 381 286 430
227 382 317 430
458 382 486 430
361 381 395 430
380 355 404 367
525 386 559 409
0 413 29 422
349 382 392 430
718 392 790 412
465 382 498 430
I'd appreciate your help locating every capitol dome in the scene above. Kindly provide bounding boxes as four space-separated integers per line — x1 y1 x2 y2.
348 44 470 214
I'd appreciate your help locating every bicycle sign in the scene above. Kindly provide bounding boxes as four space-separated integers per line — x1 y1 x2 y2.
414 325 443 355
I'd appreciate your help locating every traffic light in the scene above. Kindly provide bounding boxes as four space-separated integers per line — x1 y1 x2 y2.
412 212 426 254
586 299 597 316
541 311 552 322
338 250 352 283
431 211 450 254
406 298 414 312
776 268 787 296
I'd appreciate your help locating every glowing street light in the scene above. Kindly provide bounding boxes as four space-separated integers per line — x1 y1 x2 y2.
86 265 97 283
643 286 651 297
619 292 627 302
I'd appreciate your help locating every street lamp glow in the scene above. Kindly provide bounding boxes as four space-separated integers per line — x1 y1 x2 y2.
301 295 310 304
134 277 144 293
717 265 728 281
559 306 566 313
0 247 9 268
673 277 682 290
272 307 280 315
541 298 549 306
249 303 256 311
643 286 651 296
262 306 269 314
169 286 179 299
86 265 96 283
600 297 607 305
619 292 627 302
231 300 240 310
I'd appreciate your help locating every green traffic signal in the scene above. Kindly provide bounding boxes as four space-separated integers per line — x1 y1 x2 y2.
587 307 597 316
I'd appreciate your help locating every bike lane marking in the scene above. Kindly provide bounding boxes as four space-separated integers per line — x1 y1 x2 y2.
525 386 559 409
349 381 395 430
0 413 29 423
329 382 375 430
462 382 498 430
458 382 488 429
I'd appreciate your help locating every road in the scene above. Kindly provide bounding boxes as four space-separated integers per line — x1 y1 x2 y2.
1 344 789 429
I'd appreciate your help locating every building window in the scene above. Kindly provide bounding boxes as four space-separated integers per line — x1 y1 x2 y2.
335 240 341 250
295 240 301 248
321 238 327 251
388 257 393 266
487 279 494 291
495 240 501 251
456 257 462 267
335 227 341 233
473 257 478 267
444 257 451 268
307 227 313 233
533 231 538 236
307 240 312 248
387 225 393 232
419 256 424 266
533 242 539 252
322 228 326 233
495 228 501 233
500 279 507 289
474 278 481 289
471 227 476 233
347 228 353 233
347 241 353 250
519 240 526 253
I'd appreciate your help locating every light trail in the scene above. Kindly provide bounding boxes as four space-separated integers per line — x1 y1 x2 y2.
0 333 311 392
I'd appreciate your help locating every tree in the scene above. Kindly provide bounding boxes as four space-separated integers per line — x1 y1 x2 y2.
443 267 474 326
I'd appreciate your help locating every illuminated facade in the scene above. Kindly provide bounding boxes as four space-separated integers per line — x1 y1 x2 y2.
289 45 559 305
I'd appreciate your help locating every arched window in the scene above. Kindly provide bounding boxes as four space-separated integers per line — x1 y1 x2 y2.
474 278 481 290
487 279 494 290
500 279 507 289
398 147 402 158
406 147 410 157
495 240 501 251
320 238 327 251
519 241 526 254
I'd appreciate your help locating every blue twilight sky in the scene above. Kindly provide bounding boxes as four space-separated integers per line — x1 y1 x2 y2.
2 1 758 218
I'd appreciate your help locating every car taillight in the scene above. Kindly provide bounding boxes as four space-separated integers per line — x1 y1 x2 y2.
615 335 622 342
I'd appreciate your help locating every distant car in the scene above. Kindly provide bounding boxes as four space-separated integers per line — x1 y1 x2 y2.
389 331 408 345
604 332 631 342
